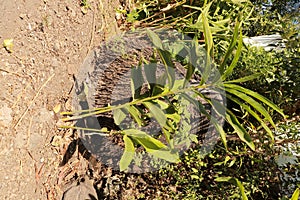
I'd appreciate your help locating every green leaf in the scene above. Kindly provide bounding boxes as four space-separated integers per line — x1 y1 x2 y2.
226 110 255 150
125 105 143 127
131 65 144 99
166 112 181 123
146 29 163 49
184 40 197 87
202 9 213 57
290 188 299 200
227 94 274 141
113 108 127 126
123 129 179 163
120 135 135 171
144 62 157 90
153 99 169 110
224 83 285 119
150 149 179 163
211 18 230 27
219 21 240 74
225 87 275 128
172 79 185 91
158 50 175 89
123 129 166 149
215 176 232 182
186 89 228 149
143 101 167 128
213 121 227 150
169 41 185 56
222 30 243 80
235 179 248 200
189 134 198 143
200 12 213 85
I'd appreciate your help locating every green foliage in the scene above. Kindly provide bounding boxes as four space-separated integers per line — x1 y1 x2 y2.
232 45 300 117
63 0 299 198
157 139 282 199
63 25 283 171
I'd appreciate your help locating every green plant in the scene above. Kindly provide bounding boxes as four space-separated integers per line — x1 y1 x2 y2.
62 1 284 171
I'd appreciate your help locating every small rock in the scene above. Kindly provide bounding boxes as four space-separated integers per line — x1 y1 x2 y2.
14 131 27 148
53 42 60 51
19 14 26 20
0 103 12 127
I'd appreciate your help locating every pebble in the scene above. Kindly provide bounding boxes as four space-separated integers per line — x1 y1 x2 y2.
0 103 12 127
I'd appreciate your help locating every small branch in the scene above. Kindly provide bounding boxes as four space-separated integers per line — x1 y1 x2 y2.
0 68 26 78
14 73 55 128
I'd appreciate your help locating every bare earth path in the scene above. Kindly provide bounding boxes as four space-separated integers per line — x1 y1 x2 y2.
0 0 120 199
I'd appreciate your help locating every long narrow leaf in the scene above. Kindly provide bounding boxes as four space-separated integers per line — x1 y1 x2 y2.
200 8 213 85
226 110 255 150
180 92 227 149
224 83 285 119
219 20 240 74
123 129 179 162
184 40 197 87
158 50 175 89
225 88 275 127
222 30 243 80
124 129 166 149
131 65 144 100
227 94 274 141
202 10 213 57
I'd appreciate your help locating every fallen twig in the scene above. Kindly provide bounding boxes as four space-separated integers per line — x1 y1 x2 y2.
14 73 55 128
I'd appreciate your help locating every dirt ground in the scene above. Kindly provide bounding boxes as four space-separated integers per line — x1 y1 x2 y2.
0 0 121 199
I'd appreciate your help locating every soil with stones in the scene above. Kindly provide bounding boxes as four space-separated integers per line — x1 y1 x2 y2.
0 0 120 199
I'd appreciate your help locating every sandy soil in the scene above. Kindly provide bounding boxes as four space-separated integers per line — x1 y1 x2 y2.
0 0 120 199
